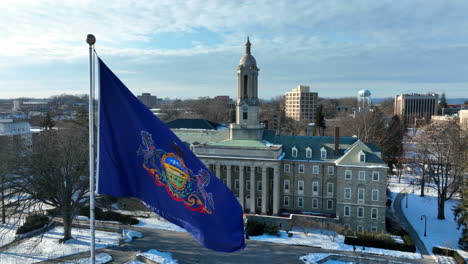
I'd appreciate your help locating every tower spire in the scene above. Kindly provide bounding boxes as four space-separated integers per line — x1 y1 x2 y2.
245 36 251 55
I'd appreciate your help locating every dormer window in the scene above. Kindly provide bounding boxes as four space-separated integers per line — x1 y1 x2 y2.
306 147 312 158
359 151 366 163
320 147 327 159
292 147 298 158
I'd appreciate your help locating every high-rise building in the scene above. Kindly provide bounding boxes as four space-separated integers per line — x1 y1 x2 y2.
459 109 468 131
394 93 438 125
137 93 157 109
284 85 318 122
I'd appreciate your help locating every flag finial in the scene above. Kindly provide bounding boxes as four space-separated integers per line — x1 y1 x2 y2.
86 34 96 46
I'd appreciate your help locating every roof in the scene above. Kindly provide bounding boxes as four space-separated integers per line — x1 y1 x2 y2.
166 119 226 130
211 139 272 148
335 140 386 167
365 142 381 153
262 130 358 161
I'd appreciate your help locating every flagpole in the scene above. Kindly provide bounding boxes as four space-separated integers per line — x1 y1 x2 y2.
86 34 96 264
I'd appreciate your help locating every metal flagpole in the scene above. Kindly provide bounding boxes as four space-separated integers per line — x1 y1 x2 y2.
86 34 96 264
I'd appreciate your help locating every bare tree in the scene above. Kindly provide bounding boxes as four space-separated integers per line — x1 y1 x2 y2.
414 121 466 219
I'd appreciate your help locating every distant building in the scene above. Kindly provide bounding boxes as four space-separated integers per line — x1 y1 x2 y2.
13 99 50 113
285 85 318 122
0 119 33 150
394 93 438 125
137 93 158 109
460 109 468 131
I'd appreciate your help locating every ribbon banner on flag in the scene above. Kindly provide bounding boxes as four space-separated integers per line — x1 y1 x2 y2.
97 58 245 252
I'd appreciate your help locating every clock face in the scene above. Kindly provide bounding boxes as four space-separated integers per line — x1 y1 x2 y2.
242 104 248 112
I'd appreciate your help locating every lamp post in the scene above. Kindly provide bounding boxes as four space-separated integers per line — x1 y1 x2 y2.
405 193 408 208
420 215 427 237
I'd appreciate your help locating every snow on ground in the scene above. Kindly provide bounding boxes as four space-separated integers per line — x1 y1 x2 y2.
64 253 113 264
299 253 335 263
250 228 421 259
0 222 18 247
401 187 463 253
137 249 178 264
122 229 143 243
134 217 186 232
387 174 418 204
0 226 121 264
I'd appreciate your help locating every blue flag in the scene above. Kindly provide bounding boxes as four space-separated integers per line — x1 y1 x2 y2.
97 58 245 252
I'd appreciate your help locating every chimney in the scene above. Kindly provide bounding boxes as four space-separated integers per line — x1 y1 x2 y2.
334 127 340 155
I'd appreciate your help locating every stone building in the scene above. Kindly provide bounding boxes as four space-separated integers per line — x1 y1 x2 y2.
172 39 388 232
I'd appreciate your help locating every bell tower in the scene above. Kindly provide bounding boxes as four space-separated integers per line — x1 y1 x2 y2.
230 37 263 140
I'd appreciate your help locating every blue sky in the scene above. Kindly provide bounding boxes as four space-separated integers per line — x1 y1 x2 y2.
1 0 468 99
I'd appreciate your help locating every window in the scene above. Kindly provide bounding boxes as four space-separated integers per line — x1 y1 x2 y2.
284 180 290 193
345 170 352 180
257 197 262 207
344 206 350 216
235 179 239 189
306 147 312 158
313 165 319 174
312 198 318 209
312 181 319 195
298 181 304 194
371 208 378 219
235 166 239 172
292 147 298 158
357 225 364 232
243 112 248 120
359 171 366 180
299 164 305 173
283 196 290 207
246 180 251 191
321 147 327 159
358 188 365 203
327 199 334 210
297 197 304 208
371 226 377 232
359 151 366 162
372 189 379 201
344 188 351 199
327 166 334 175
257 181 262 191
372 171 379 181
327 183 333 196
284 164 290 173
344 224 350 230
357 207 364 218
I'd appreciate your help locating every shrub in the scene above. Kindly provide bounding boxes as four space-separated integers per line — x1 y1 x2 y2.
16 214 49 235
288 232 293 238
265 223 280 237
344 231 416 252
79 206 139 225
46 208 60 217
246 220 265 236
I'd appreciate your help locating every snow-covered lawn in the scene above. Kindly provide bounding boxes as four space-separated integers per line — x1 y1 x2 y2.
64 253 113 264
250 228 421 259
401 187 463 253
0 222 18 247
0 226 121 264
137 249 178 264
134 217 185 232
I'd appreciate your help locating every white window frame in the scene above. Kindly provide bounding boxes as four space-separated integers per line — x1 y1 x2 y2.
312 198 318 209
344 188 351 200
312 181 319 196
372 189 379 201
345 170 352 180
358 188 365 203
327 166 334 175
359 151 366 162
372 171 379 181
344 205 350 216
327 183 333 196
306 147 312 158
297 197 304 208
357 207 364 218
313 165 319 174
359 171 366 180
284 179 290 193
321 147 327 159
298 180 304 195
284 164 290 173
257 197 262 207
292 147 298 158
235 179 239 190
257 181 263 191
371 208 378 219
327 199 334 210
283 196 290 207
299 164 305 173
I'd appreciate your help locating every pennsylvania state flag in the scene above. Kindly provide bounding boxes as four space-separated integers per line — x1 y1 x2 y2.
97 58 245 252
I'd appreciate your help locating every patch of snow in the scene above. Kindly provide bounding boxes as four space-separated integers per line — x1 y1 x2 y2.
0 226 121 263
0 220 20 247
124 261 145 264
122 229 143 243
134 217 185 232
65 253 113 264
137 249 178 264
75 215 89 221
299 253 334 263
250 228 421 259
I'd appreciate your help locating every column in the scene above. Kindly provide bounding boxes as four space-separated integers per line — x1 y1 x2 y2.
215 164 221 179
226 165 232 189
239 165 244 209
261 167 268 214
273 166 280 215
250 166 256 213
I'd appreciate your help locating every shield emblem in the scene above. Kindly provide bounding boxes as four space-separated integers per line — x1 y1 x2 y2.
162 153 190 191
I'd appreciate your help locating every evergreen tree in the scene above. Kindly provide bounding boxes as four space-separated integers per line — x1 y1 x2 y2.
40 112 55 130
381 115 404 174
437 93 447 115
453 179 468 249
314 104 326 136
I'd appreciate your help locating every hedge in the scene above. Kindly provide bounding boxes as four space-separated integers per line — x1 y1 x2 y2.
16 214 49 235
433 247 466 264
79 206 139 225
344 231 416 252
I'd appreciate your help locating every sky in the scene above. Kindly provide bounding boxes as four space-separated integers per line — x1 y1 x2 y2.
1 0 468 100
